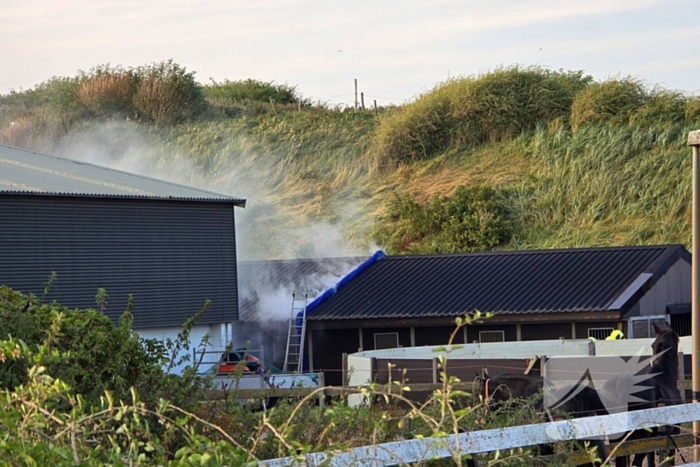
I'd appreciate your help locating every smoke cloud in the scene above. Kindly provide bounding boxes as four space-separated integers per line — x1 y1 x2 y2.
48 120 372 261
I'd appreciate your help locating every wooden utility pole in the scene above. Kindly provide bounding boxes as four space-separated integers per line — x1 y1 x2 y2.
361 92 365 110
690 128 700 461
354 79 358 111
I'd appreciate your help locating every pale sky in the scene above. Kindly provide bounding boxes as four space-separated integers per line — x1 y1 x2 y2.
2 0 698 106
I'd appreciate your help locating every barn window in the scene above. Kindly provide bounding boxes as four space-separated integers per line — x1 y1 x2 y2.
671 313 691 337
479 330 505 343
588 328 615 340
629 315 668 338
374 332 400 350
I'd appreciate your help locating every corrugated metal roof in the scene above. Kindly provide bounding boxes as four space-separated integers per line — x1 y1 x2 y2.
238 256 365 321
306 245 690 320
0 144 245 206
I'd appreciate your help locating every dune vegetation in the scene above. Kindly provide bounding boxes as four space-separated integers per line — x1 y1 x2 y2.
1 62 699 258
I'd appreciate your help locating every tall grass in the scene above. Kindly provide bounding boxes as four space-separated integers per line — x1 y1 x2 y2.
508 122 693 248
375 66 591 165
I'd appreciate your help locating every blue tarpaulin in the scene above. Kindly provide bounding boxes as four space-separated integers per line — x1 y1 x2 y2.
294 250 386 371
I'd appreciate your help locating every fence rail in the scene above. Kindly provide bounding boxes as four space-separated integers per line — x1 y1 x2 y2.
207 379 694 400
259 402 700 467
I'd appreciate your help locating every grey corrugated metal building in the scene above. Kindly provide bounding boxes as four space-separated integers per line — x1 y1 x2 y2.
0 144 245 333
303 245 691 385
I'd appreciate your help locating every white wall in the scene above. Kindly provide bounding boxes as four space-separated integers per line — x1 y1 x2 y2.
346 336 692 371
136 323 226 375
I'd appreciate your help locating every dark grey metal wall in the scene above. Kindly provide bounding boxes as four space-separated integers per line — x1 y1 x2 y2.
0 195 238 328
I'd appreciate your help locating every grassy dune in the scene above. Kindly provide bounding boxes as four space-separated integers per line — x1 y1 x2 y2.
1 63 698 258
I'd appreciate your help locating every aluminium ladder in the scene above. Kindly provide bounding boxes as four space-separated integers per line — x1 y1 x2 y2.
283 292 308 373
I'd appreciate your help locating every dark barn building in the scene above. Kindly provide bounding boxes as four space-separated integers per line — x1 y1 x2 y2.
304 245 691 385
0 144 245 333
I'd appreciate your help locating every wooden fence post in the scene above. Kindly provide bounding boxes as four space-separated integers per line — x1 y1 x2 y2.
342 352 349 404
354 79 358 111
342 352 349 386
318 372 325 409
432 358 439 383
540 355 547 378
588 339 596 356
373 99 377 114
361 92 365 110
680 352 688 406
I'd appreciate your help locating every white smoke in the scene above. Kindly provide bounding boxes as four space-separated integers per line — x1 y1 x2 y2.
48 120 370 261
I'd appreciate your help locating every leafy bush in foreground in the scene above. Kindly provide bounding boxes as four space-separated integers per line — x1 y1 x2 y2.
0 337 253 466
0 297 584 465
0 286 206 411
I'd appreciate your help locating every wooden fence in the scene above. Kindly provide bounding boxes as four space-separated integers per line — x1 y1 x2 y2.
259 402 700 467
207 379 696 401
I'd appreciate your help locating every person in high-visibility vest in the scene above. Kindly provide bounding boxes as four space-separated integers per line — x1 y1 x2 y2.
606 329 624 340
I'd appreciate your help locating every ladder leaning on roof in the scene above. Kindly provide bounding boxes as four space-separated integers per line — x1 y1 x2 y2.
283 292 308 373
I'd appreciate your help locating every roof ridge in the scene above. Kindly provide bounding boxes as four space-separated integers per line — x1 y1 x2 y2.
0 143 246 204
240 256 367 264
384 244 683 260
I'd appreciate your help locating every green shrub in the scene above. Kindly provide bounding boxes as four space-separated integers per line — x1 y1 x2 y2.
204 78 301 104
375 66 591 164
134 60 207 124
0 338 253 466
0 286 205 411
570 78 646 130
373 185 513 254
374 87 454 165
39 76 91 130
629 88 685 126
686 97 700 123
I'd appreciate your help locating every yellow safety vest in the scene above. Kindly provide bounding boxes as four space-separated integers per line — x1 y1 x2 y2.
606 330 624 340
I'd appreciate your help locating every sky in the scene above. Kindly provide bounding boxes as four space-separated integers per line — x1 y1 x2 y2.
2 0 698 106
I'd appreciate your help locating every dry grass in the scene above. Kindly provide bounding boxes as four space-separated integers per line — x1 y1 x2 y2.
0 115 46 148
78 71 137 116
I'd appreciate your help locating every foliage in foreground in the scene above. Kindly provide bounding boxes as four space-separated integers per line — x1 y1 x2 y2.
0 337 254 466
0 286 207 413
0 296 595 466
